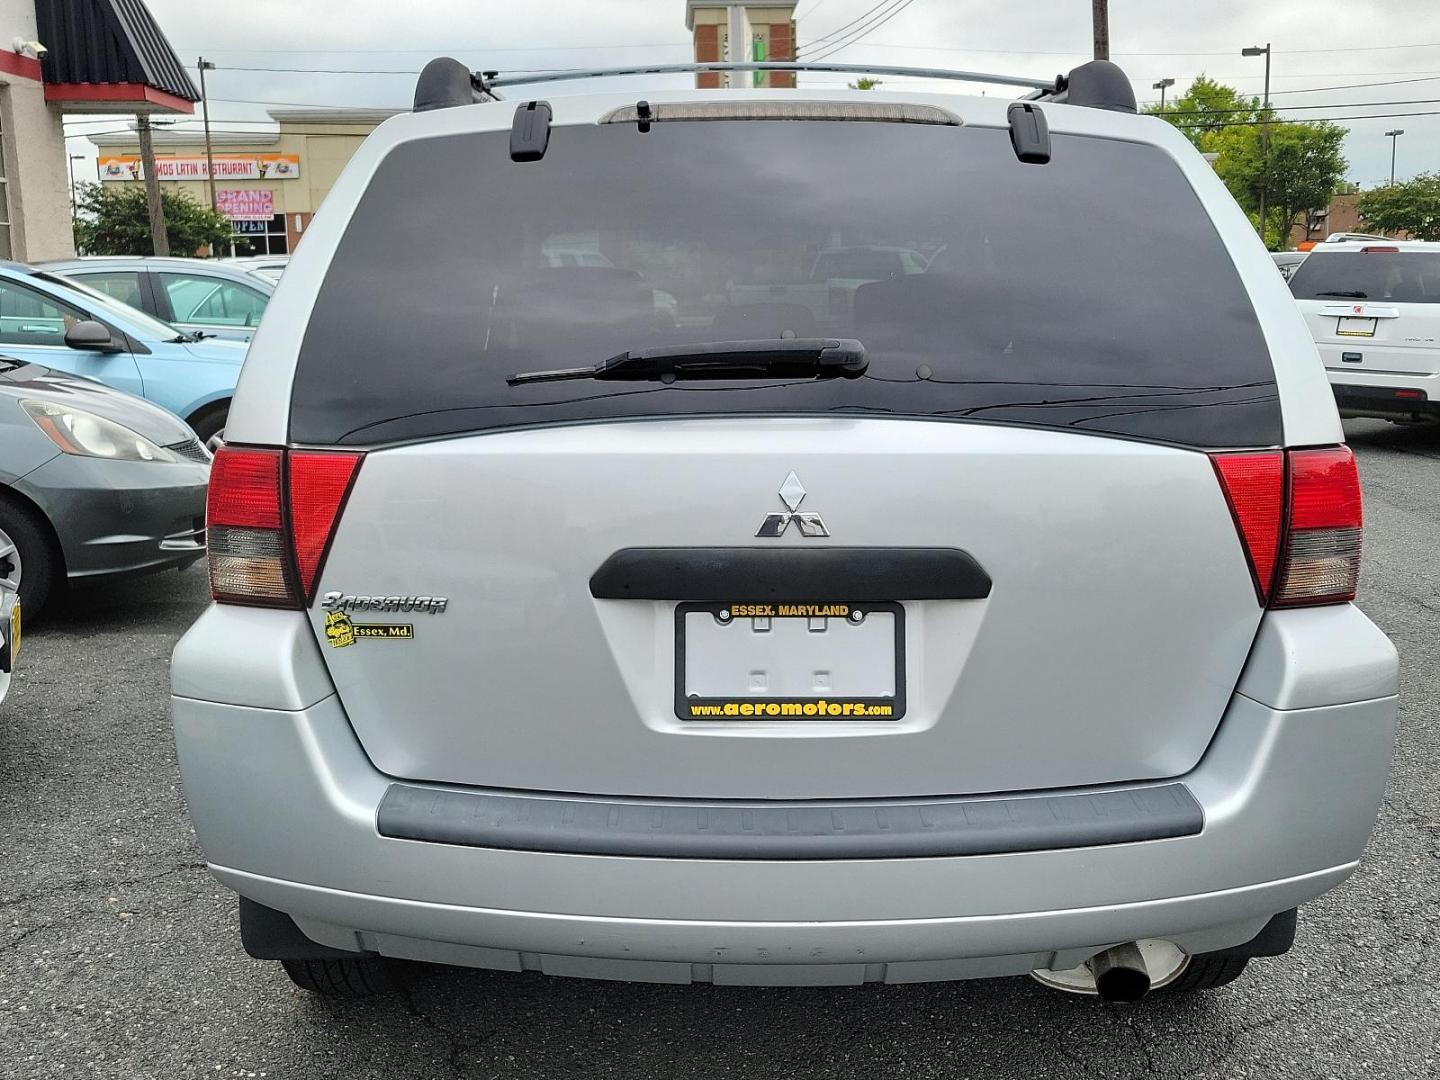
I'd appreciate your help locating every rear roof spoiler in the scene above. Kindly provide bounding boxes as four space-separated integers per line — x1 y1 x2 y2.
411 58 1137 115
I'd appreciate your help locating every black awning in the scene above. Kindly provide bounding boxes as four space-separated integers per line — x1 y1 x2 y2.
36 0 199 103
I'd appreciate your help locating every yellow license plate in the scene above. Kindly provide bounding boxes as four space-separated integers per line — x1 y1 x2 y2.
8 602 18 661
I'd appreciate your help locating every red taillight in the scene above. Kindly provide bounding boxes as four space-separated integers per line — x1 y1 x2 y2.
1274 446 1362 607
289 451 363 603
1211 451 1285 604
1211 445 1362 609
1360 245 1400 254
207 445 363 608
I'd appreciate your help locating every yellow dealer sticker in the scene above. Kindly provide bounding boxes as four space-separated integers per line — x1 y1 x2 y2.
324 611 412 648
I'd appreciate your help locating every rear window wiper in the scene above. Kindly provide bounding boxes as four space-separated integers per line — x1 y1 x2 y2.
507 338 867 386
1314 290 1368 298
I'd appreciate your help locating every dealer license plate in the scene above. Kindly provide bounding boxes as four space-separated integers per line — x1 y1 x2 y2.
676 601 904 721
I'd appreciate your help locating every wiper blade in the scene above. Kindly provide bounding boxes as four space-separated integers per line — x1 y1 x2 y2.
508 338 867 386
1315 290 1368 298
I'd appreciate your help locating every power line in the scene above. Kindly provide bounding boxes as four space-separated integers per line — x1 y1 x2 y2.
172 39 1440 58
176 42 692 55
832 39 1440 57
807 0 921 63
1156 97 1440 117
796 0 897 54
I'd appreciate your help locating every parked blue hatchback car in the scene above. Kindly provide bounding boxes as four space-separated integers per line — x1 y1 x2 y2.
0 262 246 445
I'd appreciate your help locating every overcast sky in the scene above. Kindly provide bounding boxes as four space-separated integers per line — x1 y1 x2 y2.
63 0 1440 188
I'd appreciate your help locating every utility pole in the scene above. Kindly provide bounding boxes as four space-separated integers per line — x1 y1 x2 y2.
1243 44 1272 247
198 57 218 210
1153 77 1174 109
1385 129 1404 185
1092 0 1109 60
135 113 170 256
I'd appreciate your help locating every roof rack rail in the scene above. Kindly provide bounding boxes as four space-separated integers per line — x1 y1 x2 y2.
412 58 1136 115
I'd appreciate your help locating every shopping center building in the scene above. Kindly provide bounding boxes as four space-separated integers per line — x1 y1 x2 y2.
89 108 396 256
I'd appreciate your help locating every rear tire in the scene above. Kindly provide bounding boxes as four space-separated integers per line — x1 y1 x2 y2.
279 956 397 997
0 493 59 618
188 403 229 452
1163 955 1251 992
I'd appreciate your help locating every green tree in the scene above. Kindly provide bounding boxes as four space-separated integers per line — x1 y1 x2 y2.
1143 75 1259 149
1149 77 1348 249
72 182 233 256
1208 120 1348 248
847 77 882 90
1357 173 1440 240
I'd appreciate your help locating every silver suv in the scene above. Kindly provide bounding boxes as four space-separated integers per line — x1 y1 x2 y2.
171 59 1398 1002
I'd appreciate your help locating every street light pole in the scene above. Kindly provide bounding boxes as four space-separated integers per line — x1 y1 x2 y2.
1092 0 1109 61
197 57 218 211
66 153 84 215
1243 44 1272 247
1385 129 1405 185
1153 77 1174 109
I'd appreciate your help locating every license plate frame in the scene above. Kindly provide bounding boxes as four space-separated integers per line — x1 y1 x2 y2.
1336 316 1378 338
674 600 905 721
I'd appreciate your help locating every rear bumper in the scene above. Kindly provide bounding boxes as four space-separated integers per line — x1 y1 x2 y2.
1323 361 1440 420
1330 382 1440 421
16 454 209 581
170 603 1398 985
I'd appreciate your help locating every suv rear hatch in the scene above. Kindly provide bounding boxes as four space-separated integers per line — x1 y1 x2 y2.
276 108 1287 800
1290 247 1440 376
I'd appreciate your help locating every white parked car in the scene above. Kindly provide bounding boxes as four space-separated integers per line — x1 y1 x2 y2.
1289 240 1440 422
171 57 1397 1003
1271 251 1308 280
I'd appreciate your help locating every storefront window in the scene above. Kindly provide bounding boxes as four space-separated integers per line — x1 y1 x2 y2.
229 213 288 256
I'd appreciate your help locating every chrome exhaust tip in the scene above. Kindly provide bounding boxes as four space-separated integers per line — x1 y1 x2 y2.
1031 939 1189 999
1087 942 1152 1002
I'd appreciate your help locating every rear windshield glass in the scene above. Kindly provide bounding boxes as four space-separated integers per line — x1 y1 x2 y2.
1289 250 1440 304
291 120 1279 448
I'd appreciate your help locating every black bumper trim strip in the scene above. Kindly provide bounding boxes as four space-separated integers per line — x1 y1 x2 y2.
377 781 1202 860
589 546 992 602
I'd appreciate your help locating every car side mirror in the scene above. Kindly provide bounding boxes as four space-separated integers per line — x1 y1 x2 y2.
63 320 121 352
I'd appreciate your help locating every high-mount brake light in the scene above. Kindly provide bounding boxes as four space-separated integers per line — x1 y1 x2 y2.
206 446 364 608
1360 246 1400 254
1210 446 1362 609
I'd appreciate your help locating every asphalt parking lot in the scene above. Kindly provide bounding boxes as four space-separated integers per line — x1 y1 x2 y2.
2 418 1437 1080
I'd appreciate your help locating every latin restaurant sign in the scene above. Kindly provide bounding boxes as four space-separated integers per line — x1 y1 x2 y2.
97 154 301 181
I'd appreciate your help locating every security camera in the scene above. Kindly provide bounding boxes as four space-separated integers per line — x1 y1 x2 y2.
12 38 47 59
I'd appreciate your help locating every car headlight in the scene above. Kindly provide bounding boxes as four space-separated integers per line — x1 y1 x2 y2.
20 400 178 463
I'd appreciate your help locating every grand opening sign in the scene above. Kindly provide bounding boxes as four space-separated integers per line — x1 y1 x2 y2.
97 154 300 181
215 189 274 221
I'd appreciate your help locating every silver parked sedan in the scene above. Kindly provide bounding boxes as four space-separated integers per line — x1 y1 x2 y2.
41 256 274 344
0 356 210 616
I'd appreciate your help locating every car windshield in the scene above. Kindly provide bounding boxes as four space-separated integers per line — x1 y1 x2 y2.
1289 251 1440 303
29 270 187 340
292 120 1278 449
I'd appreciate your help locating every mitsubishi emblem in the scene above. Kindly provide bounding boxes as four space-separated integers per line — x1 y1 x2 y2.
756 471 830 537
